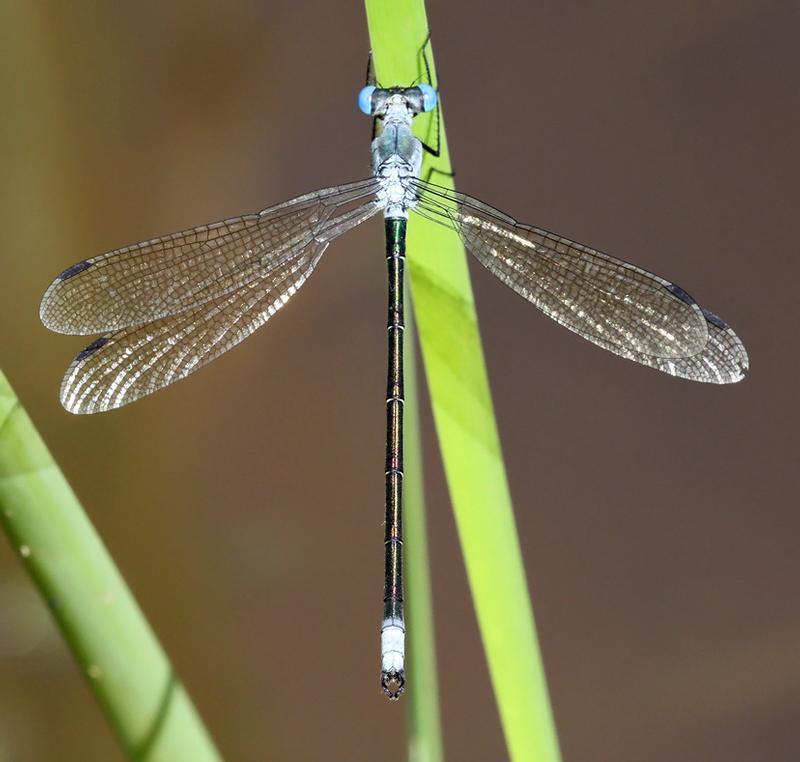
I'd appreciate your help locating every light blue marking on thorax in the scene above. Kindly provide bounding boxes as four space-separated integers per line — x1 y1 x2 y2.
372 99 422 219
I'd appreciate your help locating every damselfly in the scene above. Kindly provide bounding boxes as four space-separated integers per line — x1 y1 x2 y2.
40 75 748 699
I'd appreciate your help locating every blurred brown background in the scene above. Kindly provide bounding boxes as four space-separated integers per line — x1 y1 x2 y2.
1 1 799 760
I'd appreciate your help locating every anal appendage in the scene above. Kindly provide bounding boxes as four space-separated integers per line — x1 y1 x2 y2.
380 619 405 699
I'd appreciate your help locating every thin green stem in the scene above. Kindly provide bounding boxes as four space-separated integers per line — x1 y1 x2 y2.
364 4 562 761
404 298 444 762
0 370 220 762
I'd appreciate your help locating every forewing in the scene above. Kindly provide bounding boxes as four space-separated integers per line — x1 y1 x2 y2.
412 179 748 383
41 179 378 335
60 197 381 414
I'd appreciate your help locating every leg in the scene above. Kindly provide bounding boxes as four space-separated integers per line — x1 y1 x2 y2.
421 165 456 185
364 48 376 87
419 34 442 158
364 49 379 143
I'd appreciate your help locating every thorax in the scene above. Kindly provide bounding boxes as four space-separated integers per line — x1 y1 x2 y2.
371 104 422 219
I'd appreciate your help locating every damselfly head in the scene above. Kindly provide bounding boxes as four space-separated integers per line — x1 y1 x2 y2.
357 85 437 118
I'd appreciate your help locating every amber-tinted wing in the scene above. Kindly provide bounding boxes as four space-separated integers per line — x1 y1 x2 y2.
50 182 381 414
41 179 378 335
412 179 748 383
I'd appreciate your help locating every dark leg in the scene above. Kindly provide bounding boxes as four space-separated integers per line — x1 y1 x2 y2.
365 49 379 143
364 48 376 87
419 33 442 158
421 166 456 185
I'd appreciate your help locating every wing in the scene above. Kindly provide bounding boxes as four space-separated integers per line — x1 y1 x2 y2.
411 179 748 384
41 178 379 335
574 304 748 384
58 190 381 414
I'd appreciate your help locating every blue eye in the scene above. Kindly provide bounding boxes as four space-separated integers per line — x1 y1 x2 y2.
417 83 437 112
358 85 376 115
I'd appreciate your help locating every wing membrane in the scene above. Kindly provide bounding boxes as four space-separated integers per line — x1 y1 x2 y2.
583 306 748 384
41 179 378 335
59 191 380 414
412 179 748 383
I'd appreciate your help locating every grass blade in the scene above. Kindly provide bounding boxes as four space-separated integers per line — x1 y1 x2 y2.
404 303 444 762
0 370 221 761
364 3 562 760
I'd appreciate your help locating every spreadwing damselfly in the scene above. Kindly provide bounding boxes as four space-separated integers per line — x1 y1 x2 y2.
40 70 748 700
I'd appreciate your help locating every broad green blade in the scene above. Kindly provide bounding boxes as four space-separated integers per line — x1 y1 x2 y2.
0 370 220 761
364 4 562 761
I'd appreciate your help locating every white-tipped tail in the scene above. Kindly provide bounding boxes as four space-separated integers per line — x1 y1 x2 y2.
380 619 405 699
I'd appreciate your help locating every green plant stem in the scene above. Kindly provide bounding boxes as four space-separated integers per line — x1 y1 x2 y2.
404 301 444 762
0 370 220 762
364 4 562 761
